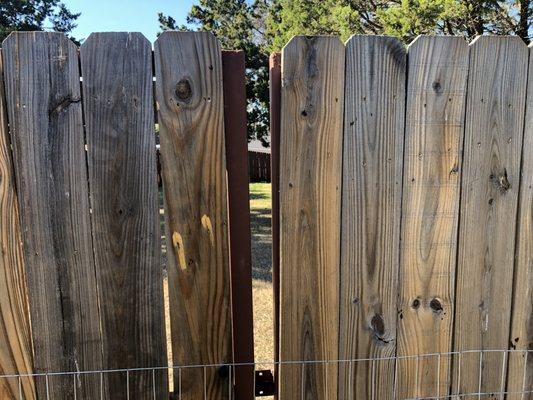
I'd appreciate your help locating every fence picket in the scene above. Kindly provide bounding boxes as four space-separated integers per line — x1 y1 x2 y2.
452 36 529 397
0 48 36 400
154 31 232 400
507 42 533 400
396 36 469 399
80 32 167 399
338 35 406 400
278 36 345 400
2 32 102 398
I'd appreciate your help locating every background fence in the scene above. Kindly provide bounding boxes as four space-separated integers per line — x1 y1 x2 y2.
0 31 532 400
248 151 271 182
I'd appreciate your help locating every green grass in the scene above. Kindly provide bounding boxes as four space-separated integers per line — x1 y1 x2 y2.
249 183 272 282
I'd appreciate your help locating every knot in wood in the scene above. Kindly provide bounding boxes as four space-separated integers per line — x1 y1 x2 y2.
175 79 192 102
412 298 421 309
429 298 443 314
371 314 385 336
490 168 510 193
432 81 442 93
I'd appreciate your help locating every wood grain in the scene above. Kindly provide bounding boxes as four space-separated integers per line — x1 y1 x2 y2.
506 41 533 400
80 32 167 399
0 48 36 400
278 36 344 400
154 31 232 400
452 36 528 397
396 36 469 399
338 35 406 400
2 31 102 398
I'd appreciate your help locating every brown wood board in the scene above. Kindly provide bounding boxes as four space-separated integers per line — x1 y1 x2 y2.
154 31 232 400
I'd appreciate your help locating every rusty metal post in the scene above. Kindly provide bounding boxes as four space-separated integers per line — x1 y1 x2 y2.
269 52 282 398
221 50 255 400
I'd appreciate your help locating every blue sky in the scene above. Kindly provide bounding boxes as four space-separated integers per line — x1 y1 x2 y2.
63 0 196 42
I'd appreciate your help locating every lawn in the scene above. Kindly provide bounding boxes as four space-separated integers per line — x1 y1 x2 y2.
249 182 274 364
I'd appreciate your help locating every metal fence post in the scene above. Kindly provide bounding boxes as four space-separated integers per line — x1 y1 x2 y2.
222 50 255 400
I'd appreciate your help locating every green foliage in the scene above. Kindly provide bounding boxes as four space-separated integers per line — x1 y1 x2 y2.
265 0 361 52
268 0 530 46
377 0 462 41
377 0 520 41
0 0 80 43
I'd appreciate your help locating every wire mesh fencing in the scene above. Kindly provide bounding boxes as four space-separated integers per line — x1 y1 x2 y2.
1 349 531 399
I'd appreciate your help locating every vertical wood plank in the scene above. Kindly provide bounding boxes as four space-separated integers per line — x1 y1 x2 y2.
80 32 167 399
452 36 528 397
0 48 36 400
269 52 281 398
507 41 533 400
338 35 406 400
278 36 344 400
221 50 255 400
154 31 232 400
397 36 469 399
2 31 102 398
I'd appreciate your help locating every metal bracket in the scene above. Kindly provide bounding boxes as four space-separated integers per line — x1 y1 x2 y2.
255 369 275 396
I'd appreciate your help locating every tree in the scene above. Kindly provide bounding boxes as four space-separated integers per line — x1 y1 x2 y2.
265 0 532 45
263 0 361 52
377 0 527 42
159 0 271 146
0 0 80 43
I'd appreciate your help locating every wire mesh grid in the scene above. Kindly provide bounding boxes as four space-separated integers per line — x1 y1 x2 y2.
1 349 531 399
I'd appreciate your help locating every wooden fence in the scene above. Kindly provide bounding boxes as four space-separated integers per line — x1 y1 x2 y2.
248 151 271 182
0 31 254 400
1 30 533 400
272 35 533 399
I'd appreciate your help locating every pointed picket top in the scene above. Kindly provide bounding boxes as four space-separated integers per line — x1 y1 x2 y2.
282 34 344 54
467 35 529 78
2 30 78 52
154 29 221 51
80 31 151 51
281 35 345 95
407 34 469 55
406 35 469 76
345 35 406 66
469 34 528 49
345 34 405 48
